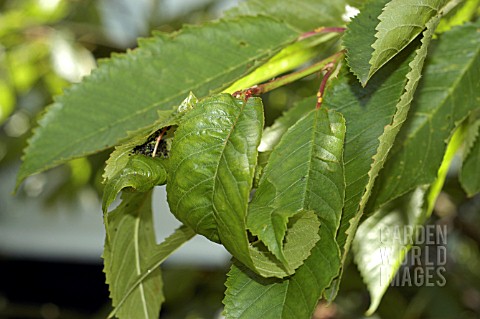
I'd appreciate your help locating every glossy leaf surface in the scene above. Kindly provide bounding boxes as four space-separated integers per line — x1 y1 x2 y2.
224 107 346 319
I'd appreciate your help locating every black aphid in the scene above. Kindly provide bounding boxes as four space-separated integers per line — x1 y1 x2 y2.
132 127 171 158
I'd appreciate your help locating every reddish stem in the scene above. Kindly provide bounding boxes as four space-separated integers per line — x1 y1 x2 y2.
152 127 169 158
316 62 335 109
232 50 345 101
299 27 346 41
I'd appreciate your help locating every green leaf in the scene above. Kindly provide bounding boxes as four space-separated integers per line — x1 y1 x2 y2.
334 1 460 290
224 0 347 31
103 191 162 319
367 0 450 82
353 187 428 315
254 98 314 190
167 93 321 278
17 16 300 187
103 92 198 183
166 94 262 243
258 98 312 152
102 155 167 213
460 111 480 196
322 43 418 299
224 108 346 319
343 0 390 85
369 22 480 210
225 33 342 94
248 108 345 264
107 224 195 319
354 124 463 314
329 50 414 257
436 0 480 33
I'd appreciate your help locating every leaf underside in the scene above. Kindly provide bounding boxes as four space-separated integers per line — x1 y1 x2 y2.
107 224 196 318
343 0 391 85
367 0 449 82
103 191 162 319
353 187 428 315
354 121 464 314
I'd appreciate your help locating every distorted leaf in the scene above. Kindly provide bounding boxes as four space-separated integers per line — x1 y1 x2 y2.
103 191 162 319
224 107 346 318
18 16 300 187
102 155 167 213
103 92 198 182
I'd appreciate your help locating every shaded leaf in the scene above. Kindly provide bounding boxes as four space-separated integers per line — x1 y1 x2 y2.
107 225 196 319
335 1 460 291
367 0 450 82
103 191 161 319
323 44 418 299
354 187 428 315
18 16 300 187
258 98 312 152
225 0 347 31
329 51 413 251
369 22 480 210
102 155 167 213
224 108 346 319
354 124 464 314
460 111 480 196
343 0 390 85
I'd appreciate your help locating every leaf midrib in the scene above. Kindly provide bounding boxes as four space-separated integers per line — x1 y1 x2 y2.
388 43 480 157
134 216 149 319
41 38 296 169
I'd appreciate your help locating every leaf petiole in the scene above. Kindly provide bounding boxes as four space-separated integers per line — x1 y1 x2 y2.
298 26 346 41
233 50 345 99
151 126 170 158
316 62 336 109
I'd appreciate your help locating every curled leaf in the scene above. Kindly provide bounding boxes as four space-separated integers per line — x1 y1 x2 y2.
103 155 167 213
167 93 325 278
103 92 198 183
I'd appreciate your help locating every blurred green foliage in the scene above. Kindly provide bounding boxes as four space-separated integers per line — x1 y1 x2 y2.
0 0 225 200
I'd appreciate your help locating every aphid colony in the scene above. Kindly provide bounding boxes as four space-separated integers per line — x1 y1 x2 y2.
132 127 172 158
